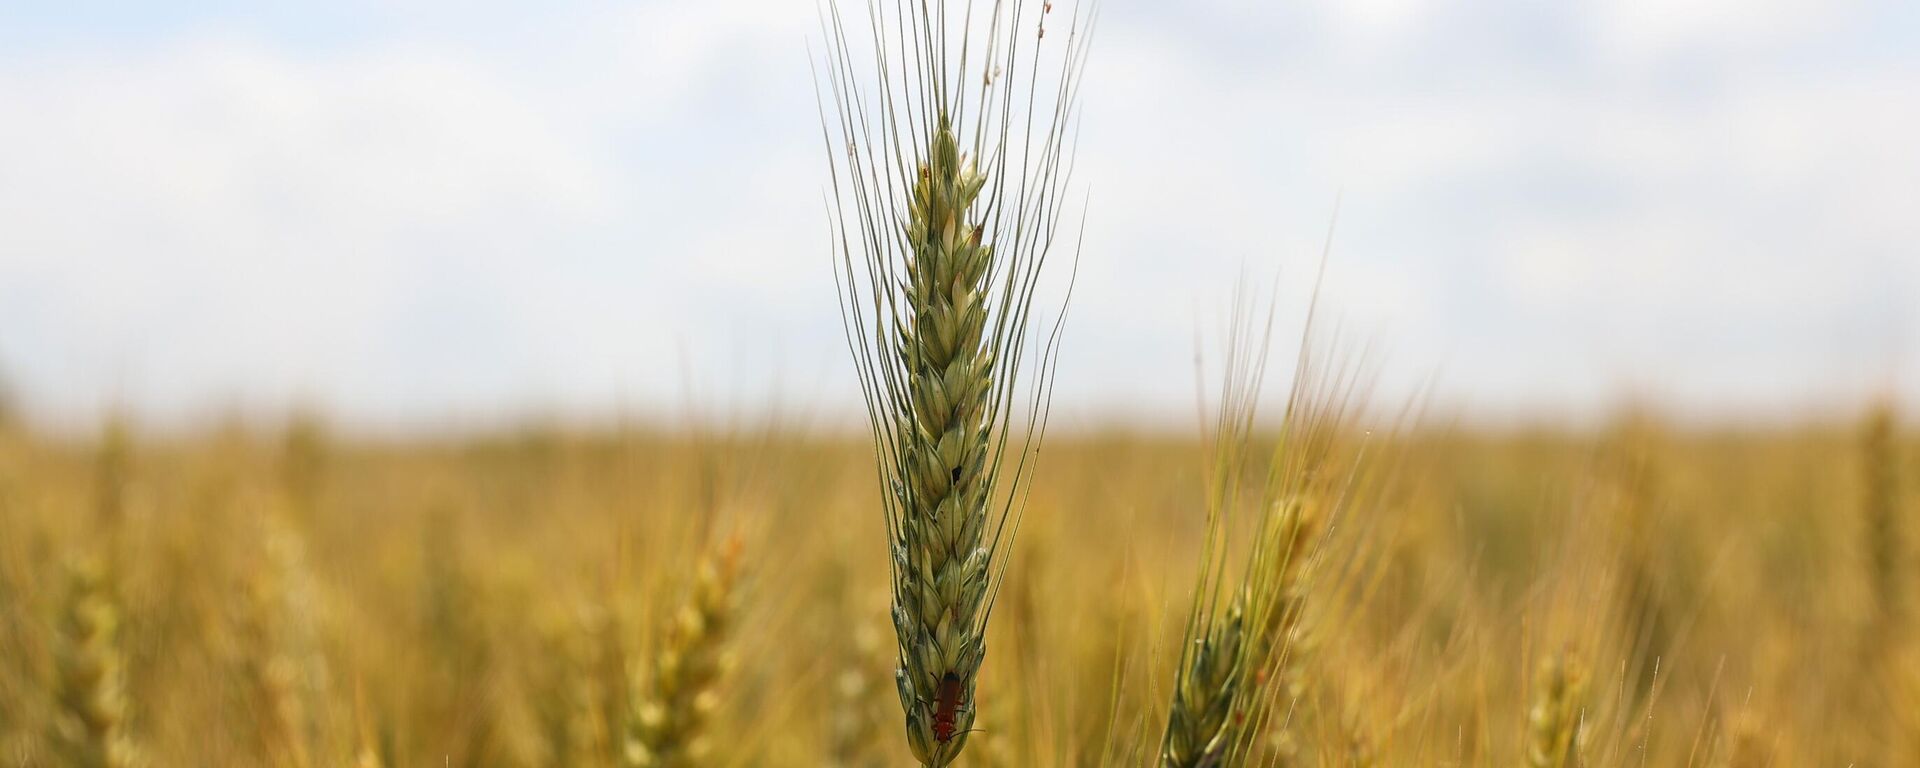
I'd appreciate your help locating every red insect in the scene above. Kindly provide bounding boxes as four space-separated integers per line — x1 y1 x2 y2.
932 672 964 743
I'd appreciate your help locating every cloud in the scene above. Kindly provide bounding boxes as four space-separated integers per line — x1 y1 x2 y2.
1582 0 1851 57
0 0 1914 429
1063 1 1920 421
0 35 624 426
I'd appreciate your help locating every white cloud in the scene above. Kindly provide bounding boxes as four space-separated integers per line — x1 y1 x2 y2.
0 0 1914 429
0 36 624 426
1583 0 1848 57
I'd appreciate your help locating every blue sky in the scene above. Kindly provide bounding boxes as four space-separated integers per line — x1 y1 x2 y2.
1 0 1916 430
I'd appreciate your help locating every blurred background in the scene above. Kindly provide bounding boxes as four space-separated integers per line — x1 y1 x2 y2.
2 0 1915 433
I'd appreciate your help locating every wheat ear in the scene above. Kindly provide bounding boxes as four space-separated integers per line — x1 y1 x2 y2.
50 555 137 768
235 514 331 768
820 1 1093 764
1161 282 1358 768
1522 651 1588 768
625 536 744 768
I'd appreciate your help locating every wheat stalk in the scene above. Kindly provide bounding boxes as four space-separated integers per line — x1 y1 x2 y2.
819 1 1093 765
625 536 744 768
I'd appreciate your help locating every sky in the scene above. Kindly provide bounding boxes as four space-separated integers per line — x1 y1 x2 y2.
0 0 1916 432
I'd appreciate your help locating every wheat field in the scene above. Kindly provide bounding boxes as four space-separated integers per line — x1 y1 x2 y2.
0 405 1912 766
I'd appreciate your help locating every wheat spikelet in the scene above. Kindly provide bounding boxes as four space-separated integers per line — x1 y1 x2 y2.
625 536 744 768
50 555 138 768
820 1 1093 763
1522 651 1587 768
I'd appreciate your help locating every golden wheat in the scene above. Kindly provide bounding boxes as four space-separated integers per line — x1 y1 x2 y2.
626 536 744 768
51 555 138 768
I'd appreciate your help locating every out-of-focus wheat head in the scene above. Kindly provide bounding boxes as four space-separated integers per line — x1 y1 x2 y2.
52 555 139 768
626 535 744 768
1160 282 1370 768
1521 650 1586 768
818 0 1094 764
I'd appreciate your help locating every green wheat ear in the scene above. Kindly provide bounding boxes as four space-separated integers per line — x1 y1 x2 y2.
1160 278 1371 768
889 113 995 767
817 1 1096 765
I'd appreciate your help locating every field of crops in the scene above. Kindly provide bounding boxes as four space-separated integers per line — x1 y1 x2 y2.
0 407 1911 766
